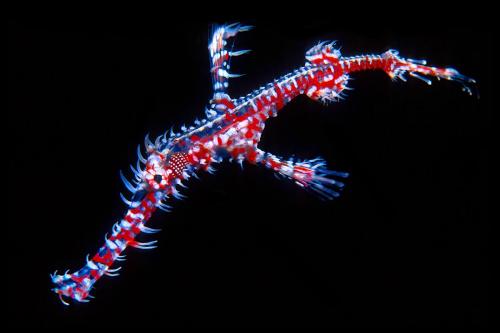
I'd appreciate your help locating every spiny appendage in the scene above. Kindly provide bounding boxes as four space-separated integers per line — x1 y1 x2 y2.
261 152 349 200
209 22 252 114
381 49 477 96
305 40 342 63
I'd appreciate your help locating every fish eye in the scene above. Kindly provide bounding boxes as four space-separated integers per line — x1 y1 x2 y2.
154 175 163 184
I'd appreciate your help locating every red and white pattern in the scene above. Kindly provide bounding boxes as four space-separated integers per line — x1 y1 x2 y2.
51 24 476 305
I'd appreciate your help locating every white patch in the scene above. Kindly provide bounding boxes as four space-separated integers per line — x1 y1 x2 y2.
335 76 345 84
106 238 117 250
280 164 293 176
323 74 334 82
87 260 98 270
121 220 132 229
250 100 257 110
226 128 237 137
219 133 229 145
307 86 317 97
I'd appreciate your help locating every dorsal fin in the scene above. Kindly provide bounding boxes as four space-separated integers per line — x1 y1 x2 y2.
208 23 252 115
305 41 341 65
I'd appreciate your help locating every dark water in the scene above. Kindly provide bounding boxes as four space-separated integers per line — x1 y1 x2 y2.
8 14 490 328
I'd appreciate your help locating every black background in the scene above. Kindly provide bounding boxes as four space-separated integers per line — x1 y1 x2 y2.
8 15 490 328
